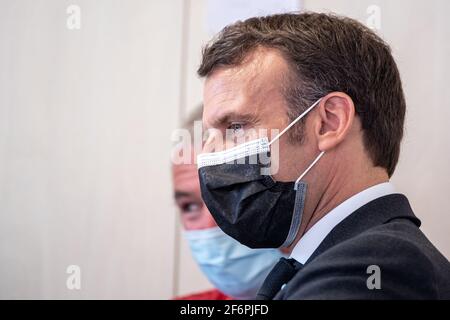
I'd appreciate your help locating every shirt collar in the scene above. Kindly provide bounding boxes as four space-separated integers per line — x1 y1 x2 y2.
290 182 396 264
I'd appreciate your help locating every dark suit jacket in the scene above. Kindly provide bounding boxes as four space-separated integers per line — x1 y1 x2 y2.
275 194 450 299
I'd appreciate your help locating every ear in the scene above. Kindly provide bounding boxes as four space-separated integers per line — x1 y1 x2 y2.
314 92 356 152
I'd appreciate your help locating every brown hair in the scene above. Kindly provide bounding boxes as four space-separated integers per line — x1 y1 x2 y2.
198 12 405 177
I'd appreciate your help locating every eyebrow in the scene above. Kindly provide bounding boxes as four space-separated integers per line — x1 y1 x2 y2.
174 191 194 199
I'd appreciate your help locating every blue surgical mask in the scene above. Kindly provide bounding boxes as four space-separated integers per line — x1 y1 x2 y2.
184 226 284 299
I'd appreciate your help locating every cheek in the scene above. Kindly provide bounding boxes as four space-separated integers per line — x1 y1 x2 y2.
179 214 192 230
181 207 217 231
201 207 218 229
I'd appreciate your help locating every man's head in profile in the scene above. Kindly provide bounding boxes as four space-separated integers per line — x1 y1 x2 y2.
195 12 450 299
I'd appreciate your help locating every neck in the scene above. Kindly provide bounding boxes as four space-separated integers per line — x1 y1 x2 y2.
288 158 389 251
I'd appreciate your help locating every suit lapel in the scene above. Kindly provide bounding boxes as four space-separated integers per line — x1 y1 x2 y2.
275 194 420 300
305 193 420 265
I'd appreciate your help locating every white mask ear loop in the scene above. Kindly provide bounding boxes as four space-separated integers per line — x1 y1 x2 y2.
268 98 322 147
295 151 325 188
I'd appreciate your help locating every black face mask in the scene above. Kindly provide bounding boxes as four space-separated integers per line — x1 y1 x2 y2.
197 99 324 249
198 153 307 248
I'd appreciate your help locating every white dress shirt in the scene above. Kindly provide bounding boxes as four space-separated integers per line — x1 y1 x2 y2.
290 182 397 264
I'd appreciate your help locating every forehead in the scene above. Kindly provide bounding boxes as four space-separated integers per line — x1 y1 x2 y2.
202 48 289 127
172 163 199 187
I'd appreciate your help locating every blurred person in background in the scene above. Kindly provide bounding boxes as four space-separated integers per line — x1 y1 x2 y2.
172 106 285 300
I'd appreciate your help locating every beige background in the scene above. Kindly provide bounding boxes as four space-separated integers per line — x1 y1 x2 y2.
0 0 448 299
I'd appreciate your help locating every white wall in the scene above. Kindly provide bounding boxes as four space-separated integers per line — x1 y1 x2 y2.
0 0 182 299
0 0 449 299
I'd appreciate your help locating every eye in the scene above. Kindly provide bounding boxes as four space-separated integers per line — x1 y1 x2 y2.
227 122 245 136
179 201 202 214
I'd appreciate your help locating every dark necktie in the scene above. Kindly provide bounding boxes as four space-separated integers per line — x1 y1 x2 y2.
256 257 303 300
